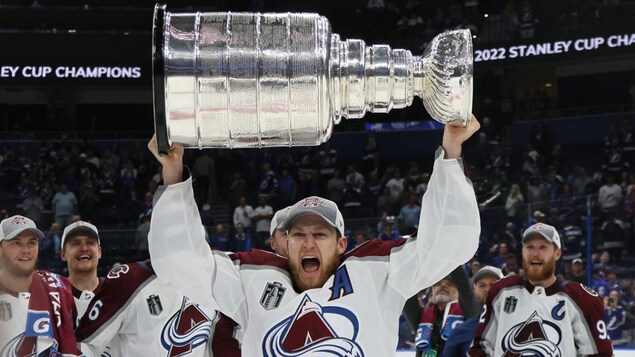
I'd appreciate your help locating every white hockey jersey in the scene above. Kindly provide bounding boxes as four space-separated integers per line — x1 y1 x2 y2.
75 261 240 357
469 275 614 356
0 272 82 356
149 148 481 356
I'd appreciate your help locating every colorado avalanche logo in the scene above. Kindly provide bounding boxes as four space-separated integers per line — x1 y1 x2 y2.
262 295 364 356
160 297 214 357
0 333 36 357
501 311 562 356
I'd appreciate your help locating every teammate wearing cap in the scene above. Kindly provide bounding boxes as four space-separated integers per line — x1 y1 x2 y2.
147 115 481 355
65 220 242 357
442 265 503 356
0 215 83 356
268 206 291 256
60 221 104 317
469 222 614 356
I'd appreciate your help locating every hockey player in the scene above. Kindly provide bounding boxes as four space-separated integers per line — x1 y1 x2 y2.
0 215 82 356
147 115 481 356
268 206 290 256
468 222 614 356
65 221 241 356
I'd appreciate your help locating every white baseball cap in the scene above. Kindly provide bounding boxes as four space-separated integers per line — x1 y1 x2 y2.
0 215 44 241
270 206 291 236
61 220 100 248
522 223 561 249
282 196 345 237
472 265 504 283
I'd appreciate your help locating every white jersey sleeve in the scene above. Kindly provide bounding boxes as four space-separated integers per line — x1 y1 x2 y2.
149 178 247 327
387 148 480 298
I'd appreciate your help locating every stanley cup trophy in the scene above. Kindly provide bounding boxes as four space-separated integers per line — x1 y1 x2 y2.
153 4 473 154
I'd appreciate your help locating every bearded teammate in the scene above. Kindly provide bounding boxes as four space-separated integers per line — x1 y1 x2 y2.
64 222 241 356
468 223 613 356
147 116 481 356
0 215 83 356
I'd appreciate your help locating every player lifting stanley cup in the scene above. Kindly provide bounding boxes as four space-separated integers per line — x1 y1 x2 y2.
147 112 480 355
148 6 480 355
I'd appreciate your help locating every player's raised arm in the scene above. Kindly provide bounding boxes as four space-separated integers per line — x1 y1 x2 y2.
388 115 481 297
146 136 247 326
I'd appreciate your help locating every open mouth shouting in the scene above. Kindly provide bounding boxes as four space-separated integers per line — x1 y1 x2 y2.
301 256 321 275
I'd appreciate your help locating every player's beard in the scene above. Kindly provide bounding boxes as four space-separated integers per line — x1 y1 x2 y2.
523 255 556 283
433 292 452 305
290 249 341 292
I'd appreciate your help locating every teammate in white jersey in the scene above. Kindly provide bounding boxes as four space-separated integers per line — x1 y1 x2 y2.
469 223 614 356
63 223 241 356
0 215 83 356
147 116 481 356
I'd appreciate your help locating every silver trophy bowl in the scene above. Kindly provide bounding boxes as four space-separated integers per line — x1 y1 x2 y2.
153 5 472 154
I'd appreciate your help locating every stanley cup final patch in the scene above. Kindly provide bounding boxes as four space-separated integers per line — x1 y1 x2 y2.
0 301 12 322
147 294 164 316
260 282 286 310
504 296 518 314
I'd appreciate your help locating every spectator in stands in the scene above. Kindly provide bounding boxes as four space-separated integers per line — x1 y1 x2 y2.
605 289 628 346
20 186 44 227
604 138 629 175
52 183 77 229
568 165 593 197
386 167 406 202
119 159 137 200
594 251 617 278
398 193 422 234
232 222 252 252
598 173 623 219
326 168 345 205
96 162 117 208
343 169 364 218
297 147 318 197
278 168 297 208
601 216 626 265
138 191 153 221
605 271 623 296
253 197 273 249
365 171 383 215
565 258 587 284
378 214 400 241
317 142 338 192
208 223 229 251
526 176 548 212
79 183 100 223
490 242 511 268
233 196 254 234
199 203 214 232
504 184 524 226
502 253 521 276
228 171 247 208
39 222 63 273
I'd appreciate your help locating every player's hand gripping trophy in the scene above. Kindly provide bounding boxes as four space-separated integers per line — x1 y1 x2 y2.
152 4 473 154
